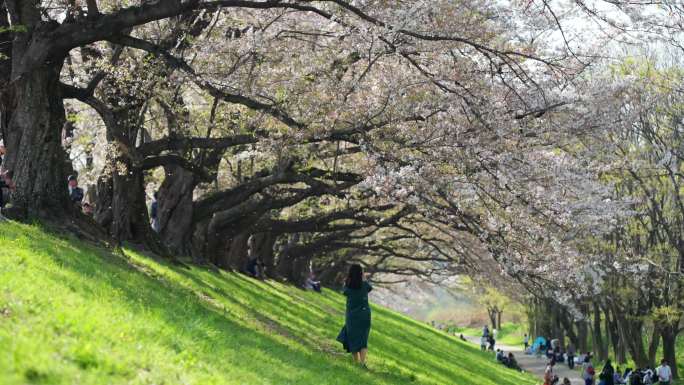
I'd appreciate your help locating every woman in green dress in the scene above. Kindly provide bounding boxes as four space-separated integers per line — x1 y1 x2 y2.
336 264 372 365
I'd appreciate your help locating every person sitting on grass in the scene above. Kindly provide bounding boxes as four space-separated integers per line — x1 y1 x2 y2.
336 264 373 367
246 256 265 279
496 349 504 362
544 360 559 385
0 169 15 209
562 378 571 385
67 175 84 206
245 236 265 279
582 355 596 385
599 359 615 385
459 334 467 341
82 202 94 216
304 272 322 292
641 366 655 385
506 353 521 371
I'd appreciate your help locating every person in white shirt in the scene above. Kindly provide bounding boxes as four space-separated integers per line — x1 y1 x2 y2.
656 359 672 385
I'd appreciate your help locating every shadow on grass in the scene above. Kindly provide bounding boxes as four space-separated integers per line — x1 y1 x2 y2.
7 225 417 385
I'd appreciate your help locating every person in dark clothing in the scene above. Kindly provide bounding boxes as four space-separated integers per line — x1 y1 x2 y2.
488 335 496 351
0 170 15 209
506 353 522 371
600 359 615 385
304 272 322 292
67 175 84 205
244 235 266 279
245 257 265 279
336 264 372 366
567 343 576 369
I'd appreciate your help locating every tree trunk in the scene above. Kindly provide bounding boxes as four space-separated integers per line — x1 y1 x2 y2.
576 319 589 353
94 175 114 228
213 233 249 270
97 160 164 254
3 62 70 218
158 165 196 256
559 310 579 347
647 326 660 369
592 302 607 360
612 303 649 368
251 232 276 275
497 310 503 330
486 308 497 331
606 307 626 365
660 325 679 379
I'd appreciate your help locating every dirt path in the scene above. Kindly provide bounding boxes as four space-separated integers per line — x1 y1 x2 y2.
463 336 585 385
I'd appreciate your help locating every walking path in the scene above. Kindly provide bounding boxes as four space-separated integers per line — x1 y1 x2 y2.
463 336 584 385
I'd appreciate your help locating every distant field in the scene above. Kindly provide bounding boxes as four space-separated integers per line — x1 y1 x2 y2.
453 323 526 347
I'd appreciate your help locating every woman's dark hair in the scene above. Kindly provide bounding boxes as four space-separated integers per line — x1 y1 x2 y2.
345 264 363 289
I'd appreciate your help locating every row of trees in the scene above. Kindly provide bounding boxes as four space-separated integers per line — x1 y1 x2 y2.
0 0 577 285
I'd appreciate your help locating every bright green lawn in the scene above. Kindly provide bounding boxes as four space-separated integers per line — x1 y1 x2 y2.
0 222 540 385
454 323 526 346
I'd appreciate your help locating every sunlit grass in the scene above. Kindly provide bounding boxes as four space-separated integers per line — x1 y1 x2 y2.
0 221 540 385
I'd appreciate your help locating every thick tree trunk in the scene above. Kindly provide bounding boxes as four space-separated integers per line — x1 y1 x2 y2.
213 233 249 270
647 326 660 369
250 232 276 275
576 319 589 353
94 175 114 228
94 161 163 254
0 5 13 143
158 165 196 256
612 303 648 368
660 325 679 379
606 307 626 364
3 64 70 217
592 302 607 360
496 311 503 330
559 310 578 347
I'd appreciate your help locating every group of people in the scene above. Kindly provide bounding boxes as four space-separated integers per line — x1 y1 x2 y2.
544 360 573 385
480 325 524 373
495 349 522 371
578 358 673 385
480 325 497 351
522 333 675 385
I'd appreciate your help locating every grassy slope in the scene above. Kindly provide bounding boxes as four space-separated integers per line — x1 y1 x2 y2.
0 222 540 385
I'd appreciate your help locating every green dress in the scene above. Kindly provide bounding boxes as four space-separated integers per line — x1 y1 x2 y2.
336 281 372 353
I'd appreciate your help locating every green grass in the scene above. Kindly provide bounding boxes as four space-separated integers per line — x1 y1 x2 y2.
454 323 526 346
0 222 540 385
